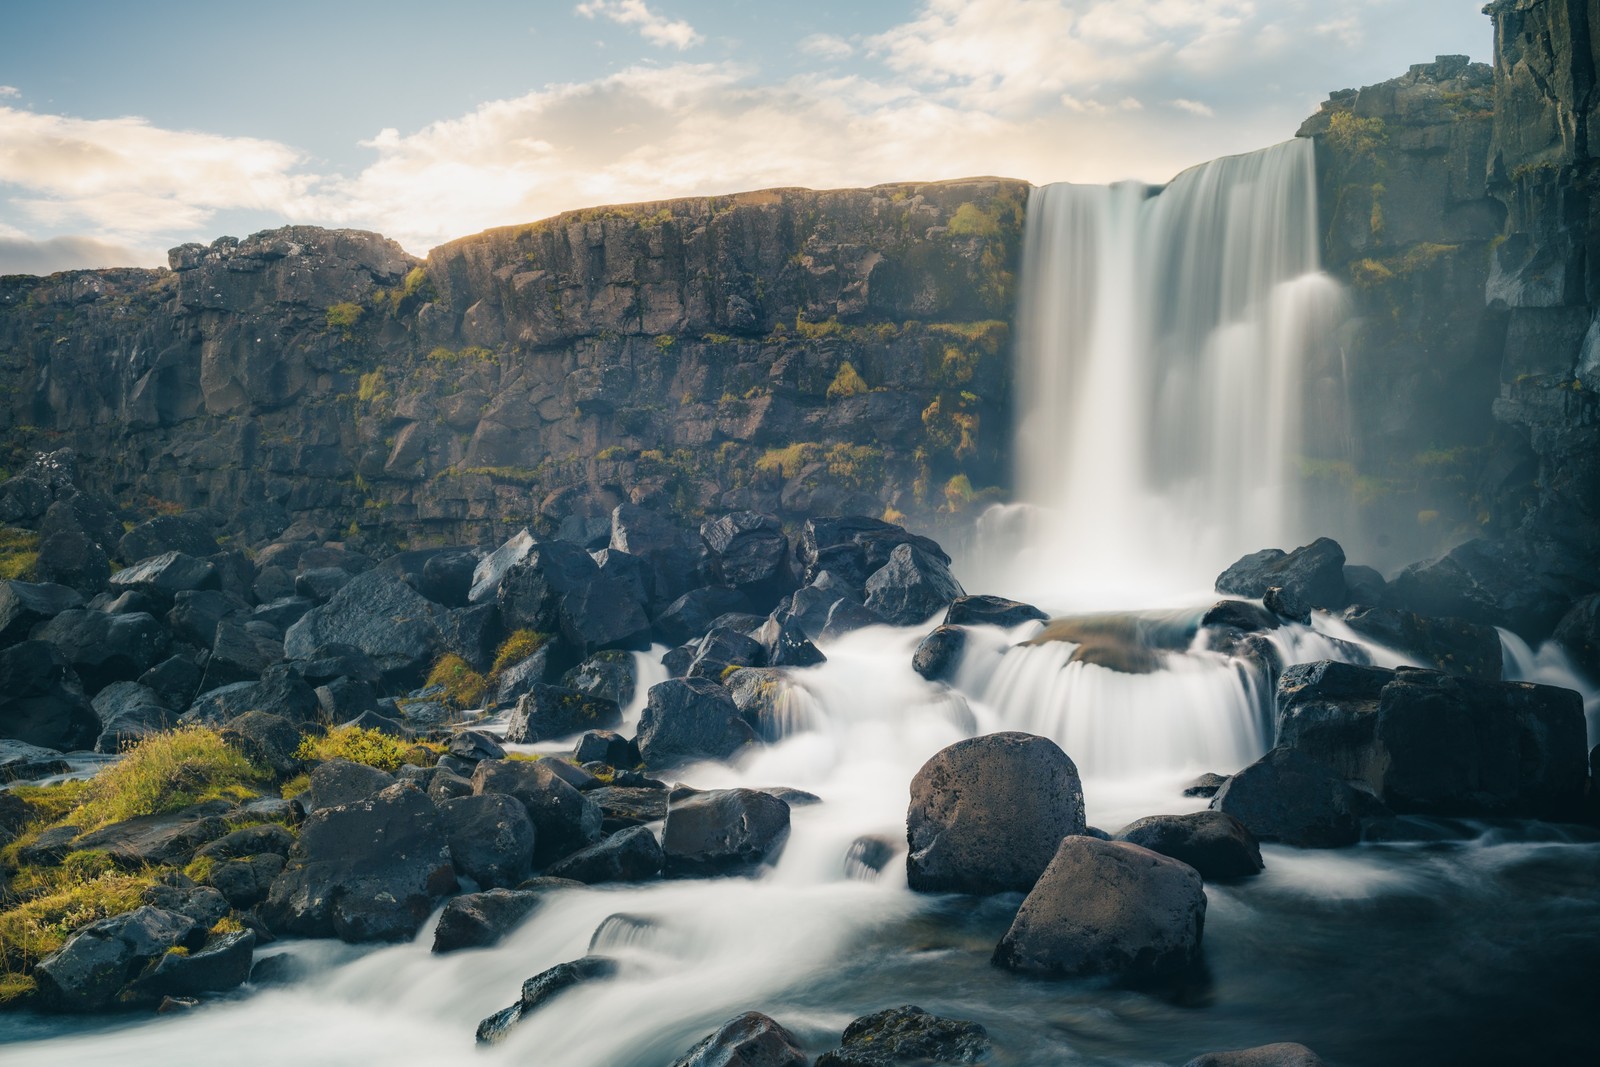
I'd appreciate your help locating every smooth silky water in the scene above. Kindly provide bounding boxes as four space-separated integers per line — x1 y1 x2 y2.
6 141 1599 1065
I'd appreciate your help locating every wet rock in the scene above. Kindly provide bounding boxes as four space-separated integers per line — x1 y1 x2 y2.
993 837 1206 980
117 515 220 564
307 759 397 811
131 928 255 1000
863 543 965 626
0 579 83 644
944 594 1048 629
1182 1043 1328 1067
476 955 619 1045
181 673 320 728
314 677 381 722
36 609 171 692
686 627 765 681
262 782 457 942
431 888 548 953
1553 593 1600 681
91 681 173 753
294 566 353 605
636 677 760 768
72 804 233 868
671 1011 808 1067
505 683 622 743
166 588 250 648
197 824 297 861
33 525 111 596
1275 660 1587 818
588 785 670 831
447 730 506 764
470 758 603 865
822 598 889 640
139 654 204 713
1114 810 1264 881
573 729 638 768
662 788 791 876
907 732 1085 894
0 739 70 784
700 511 793 595
428 768 474 803
545 825 663 883
1339 605 1502 679
799 516 951 588
752 613 827 669
0 640 97 749
284 570 452 688
468 529 536 604
815 1004 990 1066
912 626 966 681
204 854 287 910
109 552 219 600
200 618 286 689
1387 538 1572 641
1211 747 1390 848
725 667 801 741
560 650 638 708
1182 773 1229 798
611 503 707 608
497 539 652 656
1216 538 1346 611
844 835 900 880
438 793 536 889
1262 585 1311 623
655 586 757 648
33 906 205 1012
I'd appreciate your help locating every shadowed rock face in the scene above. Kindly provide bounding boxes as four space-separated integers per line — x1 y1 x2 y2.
0 182 1026 546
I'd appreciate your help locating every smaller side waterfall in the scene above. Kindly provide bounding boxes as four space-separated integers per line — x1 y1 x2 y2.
987 138 1348 610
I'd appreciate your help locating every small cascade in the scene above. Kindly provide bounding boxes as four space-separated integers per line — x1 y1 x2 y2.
975 137 1348 609
1500 629 1600 744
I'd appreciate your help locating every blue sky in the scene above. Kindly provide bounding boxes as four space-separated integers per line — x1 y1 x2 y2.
0 0 1491 273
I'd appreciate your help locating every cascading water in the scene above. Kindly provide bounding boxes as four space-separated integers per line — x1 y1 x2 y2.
971 138 1348 609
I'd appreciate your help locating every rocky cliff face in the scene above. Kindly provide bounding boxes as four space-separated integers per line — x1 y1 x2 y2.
0 181 1025 546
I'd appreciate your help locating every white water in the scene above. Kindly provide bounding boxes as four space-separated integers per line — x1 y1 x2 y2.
969 138 1347 609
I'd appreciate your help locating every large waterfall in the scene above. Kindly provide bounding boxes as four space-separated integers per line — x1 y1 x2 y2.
980 138 1348 609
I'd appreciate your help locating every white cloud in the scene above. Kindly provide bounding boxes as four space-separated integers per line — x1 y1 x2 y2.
1061 94 1145 114
0 234 159 275
574 0 702 50
0 105 313 240
1170 98 1216 117
0 86 19 99
800 33 854 60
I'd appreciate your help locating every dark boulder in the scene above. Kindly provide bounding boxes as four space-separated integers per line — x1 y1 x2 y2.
492 641 568 706
799 516 951 588
863 543 965 626
671 1011 808 1067
216 711 299 778
199 618 286 690
139 654 204 713
700 511 793 597
912 626 966 681
33 906 205 1012
505 684 622 743
117 515 219 565
262 782 457 942
944 595 1047 629
1216 538 1346 610
752 613 827 669
438 793 537 889
611 503 706 607
545 824 663 883
560 650 638 708
0 580 83 645
109 552 218 600
592 547 656 608
1182 1044 1328 1067
573 729 638 768
815 1005 989 1067
35 609 170 692
822 598 890 640
686 627 765 681
468 529 536 604
1275 661 1587 818
661 788 790 876
182 673 319 728
907 732 1085 894
166 589 250 648
130 928 255 1001
252 594 316 633
69 804 233 868
1211 747 1390 848
476 955 618 1045
992 837 1206 980
33 526 111 596
0 640 97 750
307 759 397 810
1202 599 1281 634
588 785 670 832
447 730 507 764
1183 773 1229 798
315 678 381 723
1114 810 1263 881
470 758 603 865
0 739 70 784
655 586 757 648
295 567 353 604
203 854 286 910
636 677 760 768
92 681 173 753
284 570 451 688
431 887 552 953
1340 605 1502 679
196 823 297 860
1387 538 1574 641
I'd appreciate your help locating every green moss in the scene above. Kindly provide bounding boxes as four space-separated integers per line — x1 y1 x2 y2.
66 727 268 833
943 473 976 512
491 630 550 678
427 653 488 710
596 446 627 460
794 313 843 340
755 443 821 479
324 301 364 333
295 726 444 774
824 444 884 490
826 361 869 400
0 526 39 580
0 866 164 980
653 334 676 351
1325 111 1388 159
948 202 1001 238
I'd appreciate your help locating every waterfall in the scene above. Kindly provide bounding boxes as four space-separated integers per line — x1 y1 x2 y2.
983 138 1348 610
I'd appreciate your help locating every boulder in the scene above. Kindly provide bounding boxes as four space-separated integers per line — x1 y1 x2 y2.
1211 747 1390 848
307 759 396 810
1339 605 1502 679
912 626 965 681
560 650 638 708
108 552 218 600
725 668 803 742
1114 810 1263 881
1201 599 1281 633
1183 1043 1328 1067
799 516 951 588
284 570 451 688
0 640 97 750
907 732 1085 894
1182 772 1229 798
470 758 603 865
1275 661 1587 818
203 854 286 910
166 588 250 648
944 595 1048 629
295 566 353 604
437 793 536 888
655 586 757 648
90 681 172 754
686 627 765 681
195 823 297 860
431 887 551 953
130 928 255 1001
476 955 618 1045
545 825 663 883
671 1011 808 1067
573 729 638 768
505 684 622 743
468 529 536 604
700 512 793 596
992 837 1206 980
661 788 790 876
815 1005 989 1067
447 730 507 764
610 503 706 607
636 677 760 768
863 543 965 626
199 618 286 690
822 598 889 640
139 654 204 713
418 547 483 607
33 906 205 1012
117 515 220 564
262 782 457 942
0 580 83 645
1215 537 1346 610
33 526 111 596
497 539 651 656
752 613 826 669
0 738 70 783
35 609 170 692
181 673 319 728
1386 538 1573 640
588 786 670 832
68 805 232 868
315 677 381 722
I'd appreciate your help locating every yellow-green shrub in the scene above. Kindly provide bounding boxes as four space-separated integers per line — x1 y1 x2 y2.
826 361 869 400
70 727 267 833
294 726 442 774
490 630 549 679
427 653 487 710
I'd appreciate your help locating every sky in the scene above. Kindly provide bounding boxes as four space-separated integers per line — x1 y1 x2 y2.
0 0 1492 274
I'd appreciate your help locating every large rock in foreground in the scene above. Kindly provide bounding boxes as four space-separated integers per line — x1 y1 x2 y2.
992 837 1206 980
1210 747 1389 848
662 788 790 876
1275 660 1587 818
33 906 204 1012
815 1004 990 1066
1114 810 1263 882
262 782 457 941
670 1010 807 1067
907 732 1085 894
1183 1043 1328 1067
283 570 449 687
1216 538 1346 610
636 677 759 768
